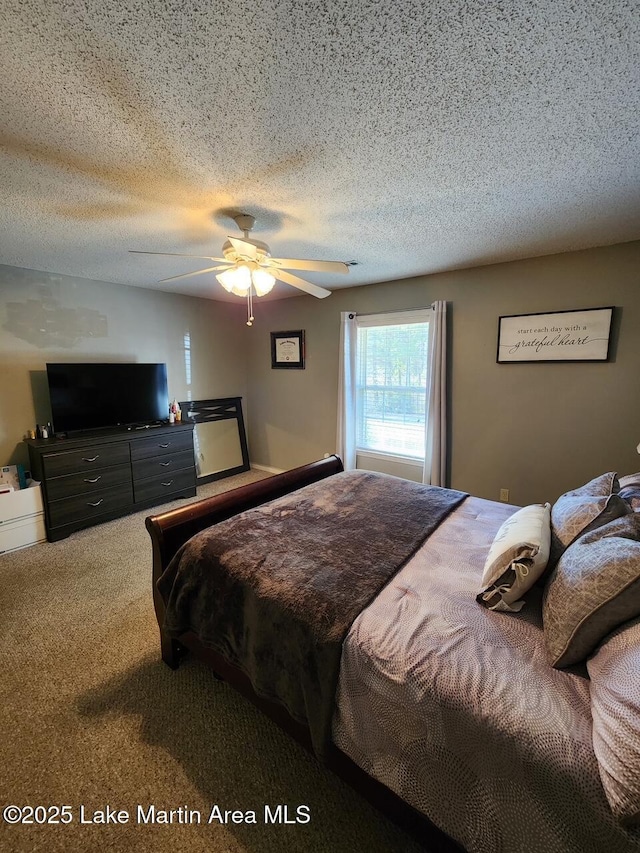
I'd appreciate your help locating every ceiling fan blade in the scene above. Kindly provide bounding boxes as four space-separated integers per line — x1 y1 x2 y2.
271 269 332 299
129 250 228 262
228 236 258 259
159 265 231 283
268 257 349 275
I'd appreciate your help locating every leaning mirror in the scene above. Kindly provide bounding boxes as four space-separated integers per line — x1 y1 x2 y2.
179 398 250 484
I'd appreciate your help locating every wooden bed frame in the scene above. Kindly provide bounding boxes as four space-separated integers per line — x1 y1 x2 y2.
145 456 463 852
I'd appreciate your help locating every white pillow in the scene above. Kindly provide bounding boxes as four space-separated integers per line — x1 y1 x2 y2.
477 503 551 612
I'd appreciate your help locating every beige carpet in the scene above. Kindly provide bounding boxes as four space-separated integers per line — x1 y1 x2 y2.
0 471 422 853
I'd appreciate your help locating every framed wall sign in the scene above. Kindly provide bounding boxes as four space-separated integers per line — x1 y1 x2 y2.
497 307 614 363
271 330 305 369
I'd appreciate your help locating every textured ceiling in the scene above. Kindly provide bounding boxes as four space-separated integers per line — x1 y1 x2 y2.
1 0 639 302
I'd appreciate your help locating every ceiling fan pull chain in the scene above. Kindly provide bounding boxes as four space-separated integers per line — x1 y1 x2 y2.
246 284 254 326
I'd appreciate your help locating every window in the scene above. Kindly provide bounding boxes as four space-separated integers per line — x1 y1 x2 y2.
355 310 430 460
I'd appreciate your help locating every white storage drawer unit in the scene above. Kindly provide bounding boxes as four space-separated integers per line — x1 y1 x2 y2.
0 482 46 554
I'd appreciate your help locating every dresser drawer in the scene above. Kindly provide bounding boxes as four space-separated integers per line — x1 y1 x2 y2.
49 482 134 528
132 449 194 482
46 464 132 502
133 467 196 504
43 442 130 478
130 430 193 462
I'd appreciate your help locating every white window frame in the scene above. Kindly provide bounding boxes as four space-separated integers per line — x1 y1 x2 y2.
354 308 431 463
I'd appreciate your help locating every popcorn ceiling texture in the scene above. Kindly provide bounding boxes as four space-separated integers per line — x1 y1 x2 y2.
0 0 638 301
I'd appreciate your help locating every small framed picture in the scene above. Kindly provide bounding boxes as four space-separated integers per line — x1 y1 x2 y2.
271 330 305 369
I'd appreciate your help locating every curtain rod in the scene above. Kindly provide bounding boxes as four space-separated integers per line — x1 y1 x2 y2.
348 305 434 318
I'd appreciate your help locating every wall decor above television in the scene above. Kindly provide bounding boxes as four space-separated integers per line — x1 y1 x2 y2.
46 362 169 434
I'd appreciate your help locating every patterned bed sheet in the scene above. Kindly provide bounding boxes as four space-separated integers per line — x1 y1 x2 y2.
333 496 640 853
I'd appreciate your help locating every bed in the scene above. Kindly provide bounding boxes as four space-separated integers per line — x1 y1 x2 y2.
146 456 640 853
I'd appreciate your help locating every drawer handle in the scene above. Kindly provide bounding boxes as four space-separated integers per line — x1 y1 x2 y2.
87 499 104 507
159 443 170 448
82 455 100 462
84 476 102 483
159 461 172 467
161 480 174 487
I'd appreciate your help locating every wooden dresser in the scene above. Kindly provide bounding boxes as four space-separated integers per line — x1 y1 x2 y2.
26 423 196 541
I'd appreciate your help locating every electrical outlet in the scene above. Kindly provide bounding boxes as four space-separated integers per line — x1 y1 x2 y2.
500 488 510 503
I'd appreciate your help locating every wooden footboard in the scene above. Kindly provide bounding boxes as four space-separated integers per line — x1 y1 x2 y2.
145 455 344 666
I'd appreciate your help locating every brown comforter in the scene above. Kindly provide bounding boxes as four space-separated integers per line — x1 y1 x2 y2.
157 470 467 757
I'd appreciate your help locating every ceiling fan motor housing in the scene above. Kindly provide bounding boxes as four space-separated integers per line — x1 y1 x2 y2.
222 238 270 263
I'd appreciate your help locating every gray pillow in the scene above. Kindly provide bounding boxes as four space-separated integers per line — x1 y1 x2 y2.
543 514 640 668
550 472 631 565
619 472 640 489
567 471 619 498
620 472 640 511
620 484 640 512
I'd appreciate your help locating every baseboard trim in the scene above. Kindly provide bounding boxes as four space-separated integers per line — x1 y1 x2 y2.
251 463 286 475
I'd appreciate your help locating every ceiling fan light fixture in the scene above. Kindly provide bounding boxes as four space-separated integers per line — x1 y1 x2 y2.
252 267 276 296
217 264 275 298
216 268 235 292
216 264 252 294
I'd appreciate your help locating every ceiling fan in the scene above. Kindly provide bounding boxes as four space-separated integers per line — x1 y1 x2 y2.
130 213 350 325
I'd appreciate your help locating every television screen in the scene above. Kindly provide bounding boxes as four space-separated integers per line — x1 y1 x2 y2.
46 363 169 434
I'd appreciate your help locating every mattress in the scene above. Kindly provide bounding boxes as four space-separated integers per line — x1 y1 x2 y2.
333 497 640 853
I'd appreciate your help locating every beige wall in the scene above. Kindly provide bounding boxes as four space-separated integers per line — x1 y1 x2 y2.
0 265 247 468
2 242 638 506
245 241 640 505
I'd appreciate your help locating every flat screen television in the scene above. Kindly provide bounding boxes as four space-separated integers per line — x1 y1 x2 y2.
46 362 169 434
